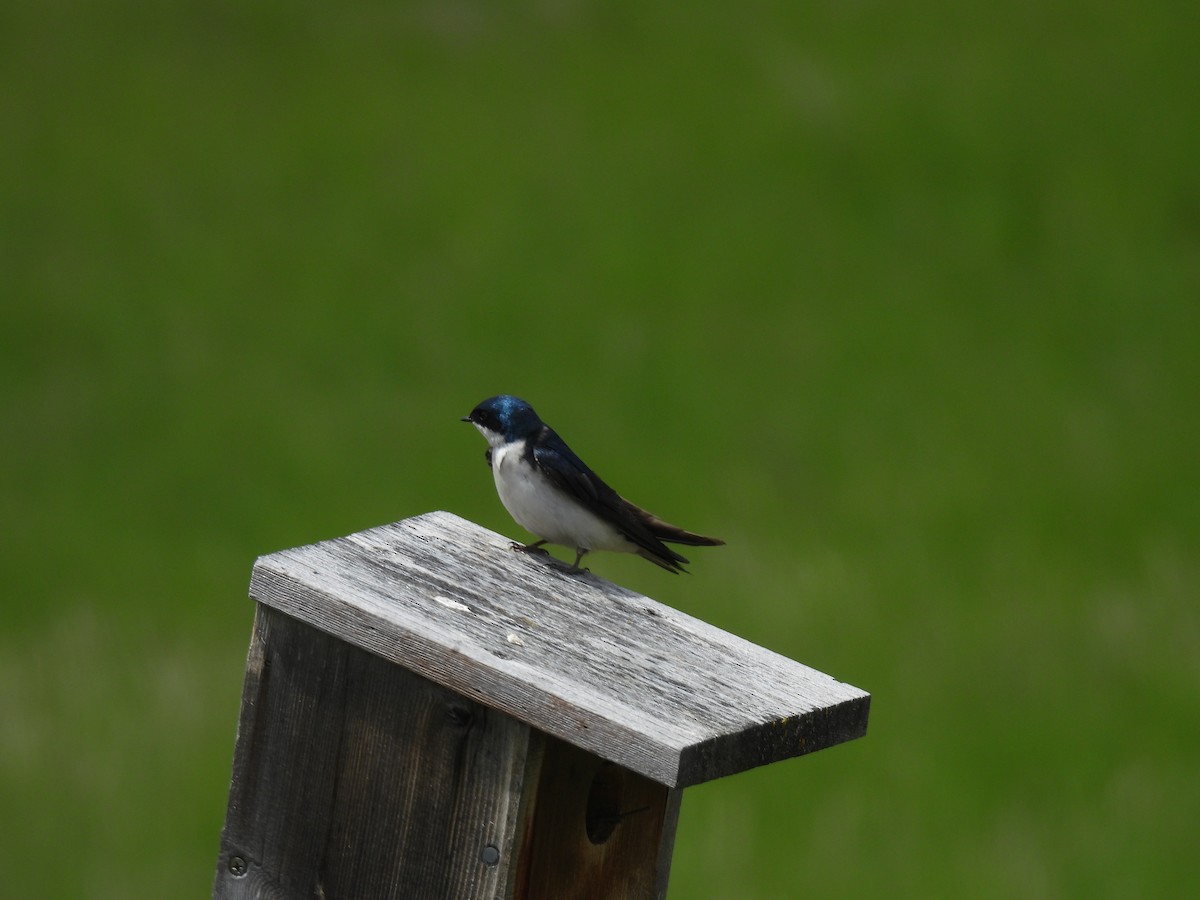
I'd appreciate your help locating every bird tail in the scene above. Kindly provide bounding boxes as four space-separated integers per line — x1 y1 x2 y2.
632 530 723 573
635 547 691 573
618 501 724 573
641 513 725 548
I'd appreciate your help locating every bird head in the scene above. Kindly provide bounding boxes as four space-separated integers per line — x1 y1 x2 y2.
462 395 544 445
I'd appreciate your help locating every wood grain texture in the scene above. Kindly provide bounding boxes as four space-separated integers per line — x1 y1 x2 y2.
248 511 870 788
515 736 682 900
214 604 539 900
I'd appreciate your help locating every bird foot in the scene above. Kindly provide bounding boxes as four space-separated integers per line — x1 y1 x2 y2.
509 542 590 576
511 541 549 557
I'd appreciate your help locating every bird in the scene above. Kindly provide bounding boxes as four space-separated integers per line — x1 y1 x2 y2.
462 395 724 573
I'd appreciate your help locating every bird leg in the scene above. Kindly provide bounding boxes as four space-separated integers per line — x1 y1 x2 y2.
569 548 590 574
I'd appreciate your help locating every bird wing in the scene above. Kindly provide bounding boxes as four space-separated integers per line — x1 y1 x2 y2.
528 427 691 570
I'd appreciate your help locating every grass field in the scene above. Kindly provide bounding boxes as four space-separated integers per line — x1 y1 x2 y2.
3 2 1198 897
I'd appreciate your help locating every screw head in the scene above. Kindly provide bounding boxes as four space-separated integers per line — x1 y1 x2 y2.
229 855 248 877
480 844 500 867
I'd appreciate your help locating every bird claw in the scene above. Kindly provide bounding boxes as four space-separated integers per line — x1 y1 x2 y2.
511 542 549 556
509 542 589 576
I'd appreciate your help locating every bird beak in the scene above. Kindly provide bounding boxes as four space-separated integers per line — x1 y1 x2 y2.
460 416 473 423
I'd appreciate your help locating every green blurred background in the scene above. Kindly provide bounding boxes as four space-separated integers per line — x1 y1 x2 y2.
3 1 1198 897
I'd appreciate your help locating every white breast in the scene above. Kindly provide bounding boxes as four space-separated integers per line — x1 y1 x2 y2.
491 441 635 553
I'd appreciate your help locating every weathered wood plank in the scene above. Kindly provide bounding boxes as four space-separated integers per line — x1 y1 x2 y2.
214 604 349 898
214 604 540 899
248 511 870 788
515 736 682 900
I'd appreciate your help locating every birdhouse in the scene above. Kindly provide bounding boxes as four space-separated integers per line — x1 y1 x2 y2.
213 512 869 899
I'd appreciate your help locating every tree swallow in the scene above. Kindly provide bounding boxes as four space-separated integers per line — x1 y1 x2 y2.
462 395 724 573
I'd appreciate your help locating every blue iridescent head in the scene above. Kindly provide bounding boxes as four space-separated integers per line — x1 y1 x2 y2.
462 395 545 442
